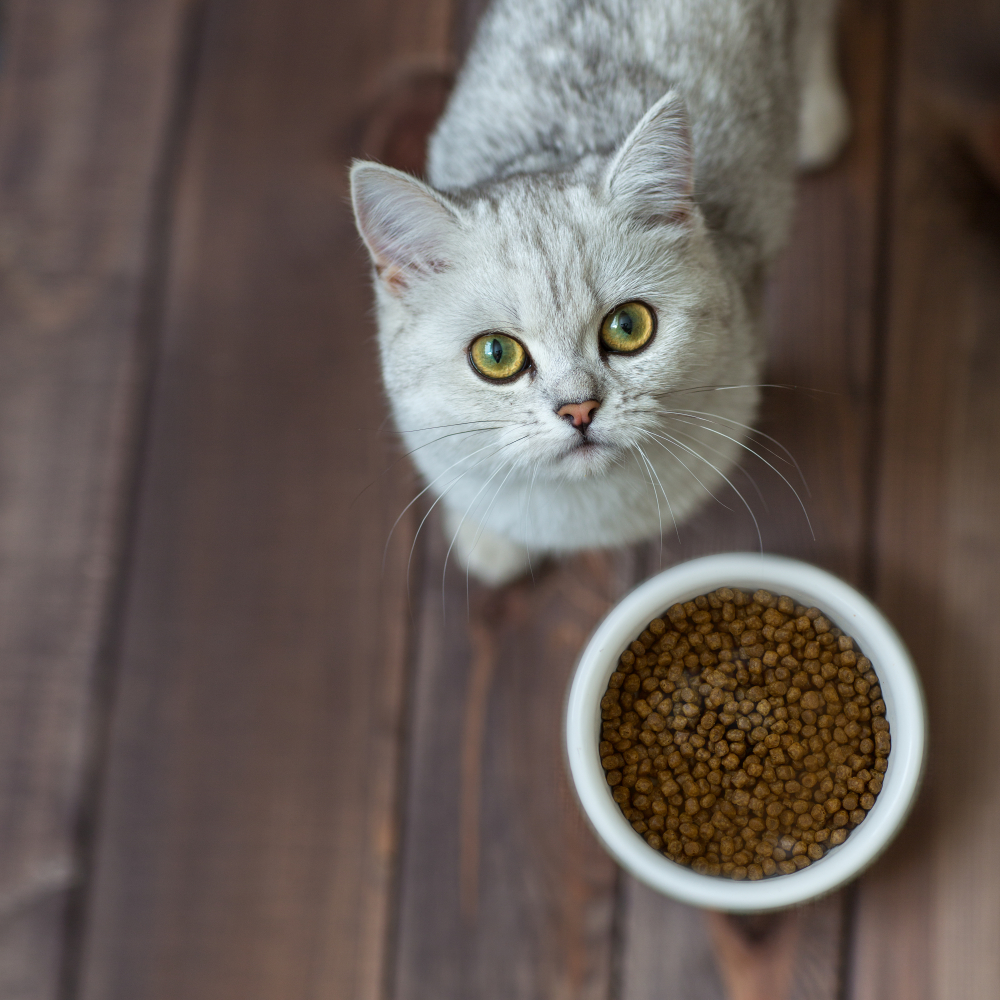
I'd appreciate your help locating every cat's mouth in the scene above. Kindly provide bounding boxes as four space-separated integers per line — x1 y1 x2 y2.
557 437 617 473
565 438 600 455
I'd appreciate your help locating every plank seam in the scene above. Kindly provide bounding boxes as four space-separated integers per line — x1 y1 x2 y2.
384 504 429 1000
850 0 905 992
859 0 904 603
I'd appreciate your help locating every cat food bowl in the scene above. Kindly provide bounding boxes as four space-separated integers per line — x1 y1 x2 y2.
564 552 926 912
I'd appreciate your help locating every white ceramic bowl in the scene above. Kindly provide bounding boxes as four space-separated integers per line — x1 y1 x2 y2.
564 553 926 912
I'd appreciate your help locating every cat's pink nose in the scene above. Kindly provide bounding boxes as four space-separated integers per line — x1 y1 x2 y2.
556 400 600 427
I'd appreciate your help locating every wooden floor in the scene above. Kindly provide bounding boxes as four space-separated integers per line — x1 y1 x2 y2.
1 0 999 997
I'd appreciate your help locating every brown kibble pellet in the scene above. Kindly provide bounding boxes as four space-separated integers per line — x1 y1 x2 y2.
598 589 890 881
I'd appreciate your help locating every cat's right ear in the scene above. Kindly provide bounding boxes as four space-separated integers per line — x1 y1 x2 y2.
604 91 693 227
350 162 461 294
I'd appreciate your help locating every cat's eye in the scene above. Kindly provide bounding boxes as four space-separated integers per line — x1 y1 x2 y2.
469 333 528 381
600 301 656 354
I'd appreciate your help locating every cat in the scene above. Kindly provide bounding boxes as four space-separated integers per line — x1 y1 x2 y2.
351 0 849 586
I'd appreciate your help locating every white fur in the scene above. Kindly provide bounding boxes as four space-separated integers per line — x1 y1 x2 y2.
352 0 848 586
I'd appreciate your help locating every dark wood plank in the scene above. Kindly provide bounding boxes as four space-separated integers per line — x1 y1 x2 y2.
618 1 892 997
621 890 841 1000
619 881 727 1000
850 0 1000 996
0 0 189 995
707 903 843 1000
394 533 633 1000
74 1 453 998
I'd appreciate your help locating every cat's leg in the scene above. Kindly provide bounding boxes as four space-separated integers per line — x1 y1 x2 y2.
797 0 850 171
441 505 533 587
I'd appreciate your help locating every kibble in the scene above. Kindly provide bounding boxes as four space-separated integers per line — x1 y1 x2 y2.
598 587 891 880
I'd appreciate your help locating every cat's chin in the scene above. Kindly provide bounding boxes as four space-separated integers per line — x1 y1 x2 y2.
553 440 619 479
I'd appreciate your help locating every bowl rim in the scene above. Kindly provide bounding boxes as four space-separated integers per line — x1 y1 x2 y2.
564 552 926 912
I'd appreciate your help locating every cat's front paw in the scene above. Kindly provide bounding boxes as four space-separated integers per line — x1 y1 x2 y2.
441 507 533 587
797 14 851 171
798 76 850 170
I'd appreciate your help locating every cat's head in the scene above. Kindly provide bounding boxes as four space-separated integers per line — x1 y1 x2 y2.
350 92 757 488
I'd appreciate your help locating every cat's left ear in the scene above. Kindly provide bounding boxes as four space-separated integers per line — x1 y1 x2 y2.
351 161 462 294
604 91 693 226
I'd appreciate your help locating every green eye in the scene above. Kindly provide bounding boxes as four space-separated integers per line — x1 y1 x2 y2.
600 301 656 354
469 333 528 380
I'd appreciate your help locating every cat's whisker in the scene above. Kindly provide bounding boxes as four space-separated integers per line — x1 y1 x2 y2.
667 416 814 539
441 458 512 617
624 449 654 530
657 382 834 400
665 423 770 513
353 426 503 509
464 460 519 615
383 438 504 574
403 433 531 607
639 430 733 513
664 407 810 493
524 461 540 583
666 412 797 497
632 445 664 563
644 444 682 547
408 465 478 612
393 418 516 434
636 442 681 552
664 409 791 468
646 429 763 553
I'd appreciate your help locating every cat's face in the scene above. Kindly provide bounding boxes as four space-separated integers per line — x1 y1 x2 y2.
352 93 758 498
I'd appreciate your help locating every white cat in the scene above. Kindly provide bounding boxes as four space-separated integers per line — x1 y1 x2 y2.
351 0 849 586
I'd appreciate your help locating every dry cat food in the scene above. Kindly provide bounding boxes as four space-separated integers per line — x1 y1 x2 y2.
599 588 891 880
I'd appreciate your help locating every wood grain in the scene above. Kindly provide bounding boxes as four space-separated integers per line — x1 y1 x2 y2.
0 0 189 995
19 0 993 997
619 881 728 1000
850 1 1000 997
707 904 843 1000
74 0 453 998
617 2 891 998
393 533 633 1000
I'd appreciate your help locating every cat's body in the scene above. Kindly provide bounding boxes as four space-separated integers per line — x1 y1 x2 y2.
352 0 847 584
